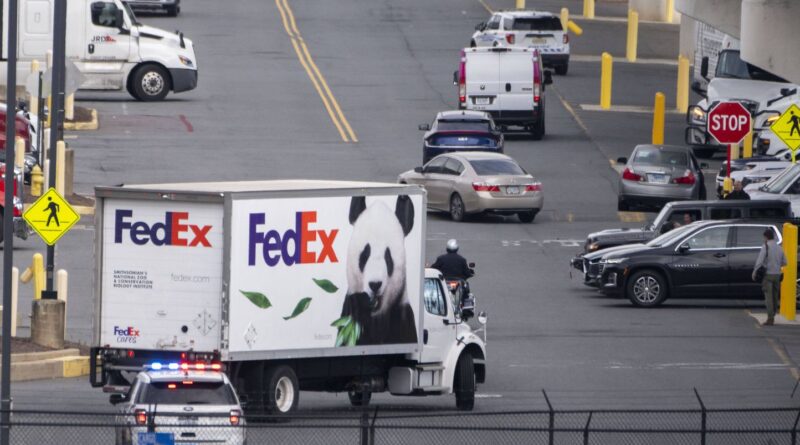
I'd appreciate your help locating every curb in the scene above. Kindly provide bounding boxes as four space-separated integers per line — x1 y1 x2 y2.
4 348 90 381
71 205 95 216
63 109 98 131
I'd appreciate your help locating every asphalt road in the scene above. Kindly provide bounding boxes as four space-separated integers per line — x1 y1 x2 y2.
3 0 798 417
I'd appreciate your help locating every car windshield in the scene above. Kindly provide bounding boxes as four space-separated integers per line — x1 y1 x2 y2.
647 204 673 231
437 120 491 132
429 135 496 147
469 159 526 176
646 224 694 247
760 164 800 193
632 147 688 167
511 17 562 31
139 381 237 405
715 50 787 82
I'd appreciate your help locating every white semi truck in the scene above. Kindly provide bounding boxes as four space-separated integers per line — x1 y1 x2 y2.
90 180 488 413
1 0 198 100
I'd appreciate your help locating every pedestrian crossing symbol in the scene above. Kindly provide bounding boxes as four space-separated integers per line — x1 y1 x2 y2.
23 188 80 245
770 104 800 155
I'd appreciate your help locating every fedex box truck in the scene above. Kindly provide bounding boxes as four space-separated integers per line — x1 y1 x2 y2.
91 180 487 413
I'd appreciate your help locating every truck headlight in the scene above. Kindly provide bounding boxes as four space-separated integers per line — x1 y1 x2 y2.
690 107 706 125
765 115 779 127
178 56 194 67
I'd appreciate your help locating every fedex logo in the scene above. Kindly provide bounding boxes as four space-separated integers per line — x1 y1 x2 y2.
114 210 212 247
114 326 140 337
248 211 338 267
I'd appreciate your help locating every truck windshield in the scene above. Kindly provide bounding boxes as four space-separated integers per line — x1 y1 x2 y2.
715 50 787 82
139 381 237 405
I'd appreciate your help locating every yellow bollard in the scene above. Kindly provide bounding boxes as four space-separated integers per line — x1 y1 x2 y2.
583 0 595 19
56 140 66 196
743 121 753 158
626 10 639 62
730 143 739 161
781 223 798 321
21 253 45 300
561 8 569 29
722 177 733 195
515 0 525 9
600 52 613 110
57 269 68 333
14 137 25 170
65 94 74 121
676 55 689 113
652 93 665 145
567 20 583 36
666 0 675 23
31 165 43 196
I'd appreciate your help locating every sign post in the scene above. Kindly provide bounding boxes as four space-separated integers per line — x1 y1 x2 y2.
770 104 800 163
707 102 752 193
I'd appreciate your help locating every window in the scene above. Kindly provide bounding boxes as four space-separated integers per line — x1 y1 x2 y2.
486 15 501 30
443 159 464 176
91 2 119 27
682 227 730 250
661 210 701 233
709 208 741 219
423 157 447 174
424 279 447 316
436 120 492 132
428 135 496 147
787 178 800 195
138 381 237 405
735 226 775 248
469 159 526 176
511 17 563 31
502 18 513 30
749 207 787 218
632 147 688 167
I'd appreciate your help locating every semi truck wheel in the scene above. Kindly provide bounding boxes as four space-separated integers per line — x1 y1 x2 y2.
131 64 171 101
454 353 475 411
348 389 372 406
265 365 299 414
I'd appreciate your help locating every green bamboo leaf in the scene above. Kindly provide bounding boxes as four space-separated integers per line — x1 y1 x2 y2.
352 322 361 343
239 290 272 309
335 329 347 347
283 297 312 320
331 316 352 328
313 278 339 294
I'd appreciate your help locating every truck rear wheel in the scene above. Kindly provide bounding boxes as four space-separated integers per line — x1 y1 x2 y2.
265 365 299 414
454 353 475 411
131 64 171 101
348 389 372 406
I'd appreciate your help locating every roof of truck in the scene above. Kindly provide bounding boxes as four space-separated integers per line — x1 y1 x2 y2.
120 180 414 193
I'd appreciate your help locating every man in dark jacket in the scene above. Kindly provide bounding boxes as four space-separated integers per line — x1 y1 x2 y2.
431 239 473 280
725 180 750 200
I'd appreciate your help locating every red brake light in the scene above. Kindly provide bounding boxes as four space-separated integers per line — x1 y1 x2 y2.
673 170 696 185
182 380 194 385
458 50 466 104
563 34 569 44
622 168 642 181
505 34 515 45
167 383 177 389
525 183 541 192
230 410 241 426
135 409 147 425
127 350 135 358
472 182 500 192
532 50 541 103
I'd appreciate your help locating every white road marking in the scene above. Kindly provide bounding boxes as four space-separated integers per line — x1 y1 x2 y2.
580 104 684 114
510 362 787 370
475 393 503 398
501 239 583 247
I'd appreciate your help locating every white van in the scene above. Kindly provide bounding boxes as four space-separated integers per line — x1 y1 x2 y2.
456 47 551 139
1 0 197 101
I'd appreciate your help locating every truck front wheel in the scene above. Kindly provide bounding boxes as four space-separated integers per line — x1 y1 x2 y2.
265 365 299 414
454 353 475 411
131 64 171 101
348 389 372 407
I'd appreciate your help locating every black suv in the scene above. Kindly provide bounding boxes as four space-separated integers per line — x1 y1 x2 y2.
596 219 793 307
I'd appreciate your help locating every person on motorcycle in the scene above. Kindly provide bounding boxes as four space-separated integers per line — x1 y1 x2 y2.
432 239 473 280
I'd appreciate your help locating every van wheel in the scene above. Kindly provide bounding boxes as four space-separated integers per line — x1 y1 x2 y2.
555 63 568 75
531 112 545 140
450 193 466 222
626 269 668 307
454 353 475 411
131 64 171 101
617 198 629 211
348 389 372 407
264 365 299 414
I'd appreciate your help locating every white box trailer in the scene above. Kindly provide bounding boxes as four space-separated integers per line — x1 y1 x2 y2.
91 180 487 413
1 0 197 100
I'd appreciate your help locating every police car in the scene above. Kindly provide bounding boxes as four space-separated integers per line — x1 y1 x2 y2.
471 10 570 75
111 363 245 445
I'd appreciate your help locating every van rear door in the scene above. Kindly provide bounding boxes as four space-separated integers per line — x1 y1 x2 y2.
465 51 501 111
496 50 533 112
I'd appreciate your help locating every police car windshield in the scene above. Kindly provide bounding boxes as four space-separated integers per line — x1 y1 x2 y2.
139 381 237 405
646 224 693 247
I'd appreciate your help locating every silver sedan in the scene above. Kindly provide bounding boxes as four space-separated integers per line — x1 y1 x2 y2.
398 152 543 222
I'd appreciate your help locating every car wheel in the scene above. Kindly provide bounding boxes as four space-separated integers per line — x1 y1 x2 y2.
626 269 668 307
692 147 716 159
131 64 171 101
530 117 544 140
166 5 178 16
617 198 629 211
454 353 475 411
450 193 466 222
555 63 568 75
264 365 299 414
518 210 537 223
348 389 372 407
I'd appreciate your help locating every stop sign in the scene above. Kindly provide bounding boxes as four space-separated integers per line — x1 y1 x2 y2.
707 102 751 144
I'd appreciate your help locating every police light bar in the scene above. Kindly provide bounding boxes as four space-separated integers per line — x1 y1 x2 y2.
146 362 222 371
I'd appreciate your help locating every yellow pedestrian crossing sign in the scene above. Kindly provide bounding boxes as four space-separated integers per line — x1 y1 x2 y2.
23 188 80 245
770 104 800 157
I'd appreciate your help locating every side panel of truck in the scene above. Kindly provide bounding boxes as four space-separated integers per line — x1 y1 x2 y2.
225 191 425 361
98 197 224 351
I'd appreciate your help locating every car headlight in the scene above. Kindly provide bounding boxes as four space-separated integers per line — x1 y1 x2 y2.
602 257 627 264
178 56 194 67
587 242 600 252
690 107 706 125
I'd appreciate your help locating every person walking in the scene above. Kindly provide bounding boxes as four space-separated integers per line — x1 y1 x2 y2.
725 180 750 200
752 229 787 325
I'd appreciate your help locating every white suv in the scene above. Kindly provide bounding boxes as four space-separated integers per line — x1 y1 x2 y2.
471 11 570 75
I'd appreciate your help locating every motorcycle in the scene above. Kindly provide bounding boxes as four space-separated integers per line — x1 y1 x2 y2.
444 262 476 321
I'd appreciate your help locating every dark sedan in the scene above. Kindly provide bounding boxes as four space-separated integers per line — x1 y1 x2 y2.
597 219 789 307
419 110 504 164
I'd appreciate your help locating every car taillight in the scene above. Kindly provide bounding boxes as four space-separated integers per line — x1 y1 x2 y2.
525 183 541 192
458 50 466 104
673 170 696 185
473 182 500 192
230 410 241 426
135 409 147 425
563 34 569 44
622 168 642 181
506 34 515 45
532 50 541 104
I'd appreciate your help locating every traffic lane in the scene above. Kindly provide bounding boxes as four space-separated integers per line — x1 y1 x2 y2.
568 20 679 61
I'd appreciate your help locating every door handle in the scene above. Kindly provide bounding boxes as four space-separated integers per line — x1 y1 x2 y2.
713 253 726 258
423 329 428 344
505 82 511 92
88 44 95 54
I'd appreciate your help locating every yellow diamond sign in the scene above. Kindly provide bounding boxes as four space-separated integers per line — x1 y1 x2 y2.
771 104 800 152
23 188 80 245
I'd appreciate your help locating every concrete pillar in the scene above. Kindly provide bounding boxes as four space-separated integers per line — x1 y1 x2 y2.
629 0 679 22
741 0 800 85
678 15 697 59
676 0 740 37
31 299 65 349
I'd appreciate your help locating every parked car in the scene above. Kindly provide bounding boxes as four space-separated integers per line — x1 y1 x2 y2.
617 144 708 211
111 366 245 445
123 0 180 16
748 163 800 214
716 156 792 197
471 10 570 75
398 152 543 222
419 110 503 164
597 219 792 307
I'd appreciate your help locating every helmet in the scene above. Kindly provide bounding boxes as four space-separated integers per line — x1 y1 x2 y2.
446 239 459 253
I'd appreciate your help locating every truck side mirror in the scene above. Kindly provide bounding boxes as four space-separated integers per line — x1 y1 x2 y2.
109 393 125 405
453 70 459 85
700 56 709 80
616 157 627 165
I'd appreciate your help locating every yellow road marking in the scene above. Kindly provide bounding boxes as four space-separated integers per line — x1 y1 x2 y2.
275 0 357 143
478 0 493 13
766 336 800 380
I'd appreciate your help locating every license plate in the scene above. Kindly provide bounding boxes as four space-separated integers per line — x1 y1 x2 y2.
474 97 490 105
137 432 175 445
528 37 547 45
646 173 669 184
506 186 520 195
